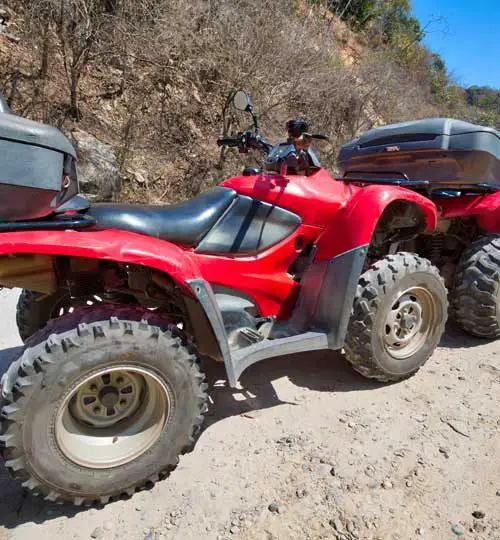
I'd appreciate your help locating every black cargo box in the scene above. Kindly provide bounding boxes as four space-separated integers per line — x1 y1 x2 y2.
0 108 78 222
338 118 500 187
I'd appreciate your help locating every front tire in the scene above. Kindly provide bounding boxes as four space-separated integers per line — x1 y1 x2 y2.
1 305 207 505
451 234 500 339
344 253 448 382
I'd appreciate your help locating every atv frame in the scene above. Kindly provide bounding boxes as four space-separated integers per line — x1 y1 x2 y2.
0 178 443 388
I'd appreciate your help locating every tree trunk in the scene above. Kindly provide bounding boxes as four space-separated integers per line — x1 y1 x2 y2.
70 67 81 120
40 25 50 80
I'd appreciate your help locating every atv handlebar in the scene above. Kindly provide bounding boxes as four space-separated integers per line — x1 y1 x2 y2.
217 136 241 148
217 131 273 154
310 133 329 141
217 130 328 157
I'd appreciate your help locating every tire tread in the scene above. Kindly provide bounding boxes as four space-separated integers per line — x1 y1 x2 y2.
451 234 500 339
1 304 207 505
344 252 448 382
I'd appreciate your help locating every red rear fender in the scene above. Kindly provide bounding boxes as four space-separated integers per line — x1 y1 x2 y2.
0 229 200 293
436 192 500 232
314 185 438 261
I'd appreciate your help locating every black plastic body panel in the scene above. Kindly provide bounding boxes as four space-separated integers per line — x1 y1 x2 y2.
195 195 301 254
286 244 368 346
339 118 500 186
0 184 58 222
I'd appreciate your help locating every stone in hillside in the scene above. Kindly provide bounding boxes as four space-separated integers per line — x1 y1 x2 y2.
71 129 121 201
0 6 12 25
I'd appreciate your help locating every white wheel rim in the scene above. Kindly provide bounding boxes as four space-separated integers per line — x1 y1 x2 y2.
55 366 170 469
382 286 436 359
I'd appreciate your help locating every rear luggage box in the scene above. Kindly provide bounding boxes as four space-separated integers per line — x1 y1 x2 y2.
0 111 78 222
338 118 500 187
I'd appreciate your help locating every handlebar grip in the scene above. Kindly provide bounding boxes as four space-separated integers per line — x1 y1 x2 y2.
311 133 329 141
217 137 241 147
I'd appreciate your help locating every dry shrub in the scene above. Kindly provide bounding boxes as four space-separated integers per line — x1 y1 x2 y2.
0 0 446 202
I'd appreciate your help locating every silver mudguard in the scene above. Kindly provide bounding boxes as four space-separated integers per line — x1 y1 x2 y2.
187 244 368 387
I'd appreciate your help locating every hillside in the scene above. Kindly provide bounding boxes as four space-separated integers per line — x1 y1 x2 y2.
465 86 500 127
0 0 498 203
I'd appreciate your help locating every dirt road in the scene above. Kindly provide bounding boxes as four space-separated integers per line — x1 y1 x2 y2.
0 288 498 540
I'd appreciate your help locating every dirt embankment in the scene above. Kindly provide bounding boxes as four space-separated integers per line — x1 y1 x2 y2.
1 0 439 205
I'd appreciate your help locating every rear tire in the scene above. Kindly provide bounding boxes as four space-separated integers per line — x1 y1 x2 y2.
344 253 448 382
451 234 500 339
16 289 71 342
1 305 207 506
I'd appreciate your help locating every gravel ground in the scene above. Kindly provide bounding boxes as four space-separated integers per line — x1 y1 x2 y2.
0 287 498 540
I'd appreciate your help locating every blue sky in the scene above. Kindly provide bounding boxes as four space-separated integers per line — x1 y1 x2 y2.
412 0 500 89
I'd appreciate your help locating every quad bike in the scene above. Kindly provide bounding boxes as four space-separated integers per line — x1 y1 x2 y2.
0 89 498 506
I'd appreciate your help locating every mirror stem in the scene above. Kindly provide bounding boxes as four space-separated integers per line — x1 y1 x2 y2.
252 112 260 134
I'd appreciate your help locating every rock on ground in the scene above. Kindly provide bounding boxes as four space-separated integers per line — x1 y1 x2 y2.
0 288 498 540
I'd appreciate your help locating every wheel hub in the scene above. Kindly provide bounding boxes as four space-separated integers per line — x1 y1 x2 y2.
70 369 144 428
99 386 119 408
383 289 434 359
56 366 171 468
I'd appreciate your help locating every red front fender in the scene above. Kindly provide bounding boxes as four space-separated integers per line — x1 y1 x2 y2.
0 229 200 293
314 184 438 261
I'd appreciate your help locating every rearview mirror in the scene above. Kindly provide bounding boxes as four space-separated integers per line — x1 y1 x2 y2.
231 90 252 112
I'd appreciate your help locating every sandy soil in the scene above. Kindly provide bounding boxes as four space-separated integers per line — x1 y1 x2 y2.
0 288 498 540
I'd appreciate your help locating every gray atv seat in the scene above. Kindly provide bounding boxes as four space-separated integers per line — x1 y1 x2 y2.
87 186 236 245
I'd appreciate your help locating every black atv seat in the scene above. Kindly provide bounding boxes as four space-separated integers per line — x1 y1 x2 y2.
87 186 237 245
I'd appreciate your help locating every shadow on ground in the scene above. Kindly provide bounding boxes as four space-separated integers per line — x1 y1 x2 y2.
0 347 382 530
202 348 384 430
0 323 489 530
440 321 495 349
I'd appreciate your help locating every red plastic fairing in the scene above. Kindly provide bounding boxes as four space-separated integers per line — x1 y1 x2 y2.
221 169 352 227
0 229 200 294
436 192 500 232
219 172 438 315
314 184 438 261
193 223 322 319
0 226 321 320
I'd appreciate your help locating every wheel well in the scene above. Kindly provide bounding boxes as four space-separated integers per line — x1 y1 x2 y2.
367 201 427 263
411 217 479 288
0 253 223 362
366 203 482 288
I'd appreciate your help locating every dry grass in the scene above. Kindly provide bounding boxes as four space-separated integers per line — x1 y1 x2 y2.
0 0 438 203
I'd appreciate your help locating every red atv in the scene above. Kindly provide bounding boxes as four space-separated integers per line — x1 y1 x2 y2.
0 90 498 505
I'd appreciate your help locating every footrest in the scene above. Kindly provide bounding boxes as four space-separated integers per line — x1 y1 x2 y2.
238 327 265 345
